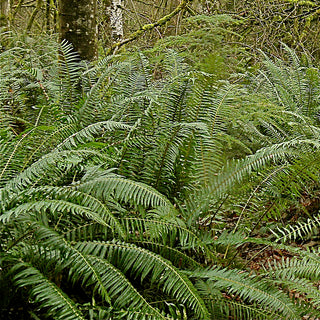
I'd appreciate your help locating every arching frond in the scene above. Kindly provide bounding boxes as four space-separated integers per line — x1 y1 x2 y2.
12 262 85 320
192 267 301 319
77 240 210 319
54 120 131 151
77 175 175 209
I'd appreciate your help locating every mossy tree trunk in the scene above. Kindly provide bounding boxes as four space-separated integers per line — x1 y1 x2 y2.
0 0 10 28
59 0 97 61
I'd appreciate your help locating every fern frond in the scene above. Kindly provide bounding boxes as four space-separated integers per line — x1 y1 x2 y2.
4 149 103 193
133 240 202 269
77 240 210 319
84 255 167 318
121 216 215 262
192 267 301 319
54 120 131 151
77 175 175 209
51 40 83 111
12 262 85 320
271 213 320 243
197 279 276 320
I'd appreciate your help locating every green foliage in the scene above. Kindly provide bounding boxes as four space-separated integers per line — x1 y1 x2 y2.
150 14 243 77
2 37 320 319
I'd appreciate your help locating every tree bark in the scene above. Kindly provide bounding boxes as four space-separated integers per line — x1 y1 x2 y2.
0 0 10 28
59 0 98 61
109 0 123 43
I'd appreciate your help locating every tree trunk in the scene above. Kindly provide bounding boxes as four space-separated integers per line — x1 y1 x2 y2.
0 0 10 28
110 0 123 43
59 0 97 61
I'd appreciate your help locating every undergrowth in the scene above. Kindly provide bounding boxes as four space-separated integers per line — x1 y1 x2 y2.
1 34 320 319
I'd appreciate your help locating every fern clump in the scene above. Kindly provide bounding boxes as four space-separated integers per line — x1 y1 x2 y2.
2 39 320 319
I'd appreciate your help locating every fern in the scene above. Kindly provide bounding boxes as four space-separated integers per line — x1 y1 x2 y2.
3 42 320 319
192 267 302 319
12 262 85 320
77 240 210 319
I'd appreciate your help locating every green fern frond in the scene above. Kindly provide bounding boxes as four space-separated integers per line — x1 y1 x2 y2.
192 267 301 319
1 185 126 236
77 240 210 319
271 213 320 243
121 216 215 262
12 262 85 320
133 240 202 269
77 175 175 209
269 255 320 282
51 40 83 110
54 120 131 151
3 149 103 193
84 255 167 318
197 279 276 320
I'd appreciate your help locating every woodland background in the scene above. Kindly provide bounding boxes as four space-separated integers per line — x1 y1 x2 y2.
2 0 320 319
